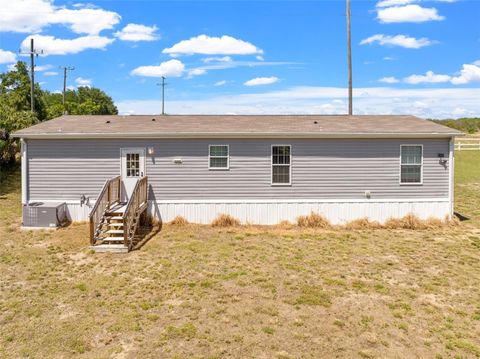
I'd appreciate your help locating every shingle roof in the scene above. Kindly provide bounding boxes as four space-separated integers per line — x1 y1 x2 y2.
13 115 462 139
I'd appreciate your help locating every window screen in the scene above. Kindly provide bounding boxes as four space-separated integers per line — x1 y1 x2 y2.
272 145 291 184
400 145 422 183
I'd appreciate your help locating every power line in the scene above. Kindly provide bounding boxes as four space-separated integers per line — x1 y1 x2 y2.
19 38 43 113
60 66 75 114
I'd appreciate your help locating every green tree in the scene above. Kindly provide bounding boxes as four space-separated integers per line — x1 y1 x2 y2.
42 86 118 117
0 61 117 165
0 61 47 121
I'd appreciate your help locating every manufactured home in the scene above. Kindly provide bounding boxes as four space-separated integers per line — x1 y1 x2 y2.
13 115 461 250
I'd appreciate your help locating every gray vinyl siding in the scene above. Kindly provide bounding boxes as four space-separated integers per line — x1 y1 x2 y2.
27 138 450 201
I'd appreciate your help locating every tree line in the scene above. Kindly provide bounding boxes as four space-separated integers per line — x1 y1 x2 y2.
431 118 480 134
0 61 118 166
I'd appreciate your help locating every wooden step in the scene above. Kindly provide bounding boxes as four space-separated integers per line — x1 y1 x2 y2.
108 216 124 220
105 229 124 235
95 236 124 242
108 223 123 227
91 244 128 253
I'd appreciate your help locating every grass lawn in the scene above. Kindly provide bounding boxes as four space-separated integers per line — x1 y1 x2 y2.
1 152 480 358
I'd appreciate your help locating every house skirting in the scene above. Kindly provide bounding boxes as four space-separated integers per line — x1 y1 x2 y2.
38 198 451 225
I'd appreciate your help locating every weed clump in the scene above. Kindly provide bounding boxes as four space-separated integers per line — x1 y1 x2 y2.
384 213 426 230
211 213 240 227
169 216 189 226
345 217 382 230
296 212 330 229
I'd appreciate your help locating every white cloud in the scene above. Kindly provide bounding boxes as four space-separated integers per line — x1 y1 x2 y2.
0 0 120 35
244 76 279 86
75 77 92 87
116 86 480 119
114 23 159 42
404 71 451 84
34 64 53 71
403 63 480 85
201 56 233 63
450 64 480 85
131 59 185 78
377 5 445 23
214 80 227 86
163 35 263 57
376 0 417 7
379 76 400 83
360 34 433 49
187 68 207 78
0 49 16 64
383 56 395 61
20 35 114 55
43 71 58 76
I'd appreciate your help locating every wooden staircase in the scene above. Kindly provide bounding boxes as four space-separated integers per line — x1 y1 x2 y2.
89 176 148 253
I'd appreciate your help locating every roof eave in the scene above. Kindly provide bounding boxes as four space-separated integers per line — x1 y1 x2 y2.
12 131 464 139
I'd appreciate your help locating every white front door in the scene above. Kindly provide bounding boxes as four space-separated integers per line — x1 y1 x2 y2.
120 148 146 202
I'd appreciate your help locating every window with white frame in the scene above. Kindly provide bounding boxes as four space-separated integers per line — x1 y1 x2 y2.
272 145 291 185
209 145 229 169
400 145 423 184
126 153 140 177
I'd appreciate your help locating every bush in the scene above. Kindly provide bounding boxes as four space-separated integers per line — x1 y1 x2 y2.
296 212 330 228
345 217 382 230
211 214 240 227
169 216 189 226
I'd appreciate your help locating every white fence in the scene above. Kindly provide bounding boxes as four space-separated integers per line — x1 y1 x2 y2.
455 138 480 151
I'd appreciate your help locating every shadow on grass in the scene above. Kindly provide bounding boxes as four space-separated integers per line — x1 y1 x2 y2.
454 212 470 222
0 164 20 198
132 220 163 251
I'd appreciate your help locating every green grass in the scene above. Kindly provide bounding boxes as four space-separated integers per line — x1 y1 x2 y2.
455 151 480 184
0 153 479 358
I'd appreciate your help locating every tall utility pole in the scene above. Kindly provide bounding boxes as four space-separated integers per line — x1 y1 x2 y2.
61 66 75 113
157 76 167 115
20 39 42 113
346 0 353 115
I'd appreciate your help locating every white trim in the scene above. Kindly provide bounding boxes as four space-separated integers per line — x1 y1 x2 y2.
399 144 423 185
30 197 450 205
448 138 454 218
271 144 292 186
149 199 451 225
28 198 450 224
208 144 230 170
13 132 463 140
154 198 449 204
21 139 28 205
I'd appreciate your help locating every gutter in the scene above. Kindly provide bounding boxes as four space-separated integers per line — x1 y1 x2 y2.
12 131 464 140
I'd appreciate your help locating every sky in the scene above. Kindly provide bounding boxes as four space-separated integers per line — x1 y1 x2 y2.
0 0 479 118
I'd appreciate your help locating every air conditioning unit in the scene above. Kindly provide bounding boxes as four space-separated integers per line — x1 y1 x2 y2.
23 202 67 228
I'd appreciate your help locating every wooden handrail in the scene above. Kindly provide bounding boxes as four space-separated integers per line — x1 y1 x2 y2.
89 175 121 245
123 176 148 250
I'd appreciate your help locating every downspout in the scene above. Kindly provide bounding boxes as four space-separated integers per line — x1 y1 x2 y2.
21 138 28 205
448 137 455 219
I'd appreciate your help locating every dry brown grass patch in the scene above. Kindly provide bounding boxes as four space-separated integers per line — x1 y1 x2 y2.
384 213 426 230
211 213 240 227
344 217 382 230
169 216 189 226
276 220 295 229
297 212 331 229
382 213 457 230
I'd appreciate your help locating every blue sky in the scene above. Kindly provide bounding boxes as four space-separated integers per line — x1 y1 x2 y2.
0 0 479 118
